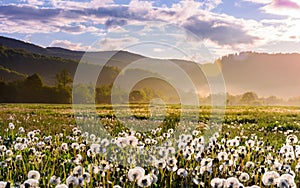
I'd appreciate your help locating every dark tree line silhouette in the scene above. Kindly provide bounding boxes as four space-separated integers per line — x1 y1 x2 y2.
0 70 71 103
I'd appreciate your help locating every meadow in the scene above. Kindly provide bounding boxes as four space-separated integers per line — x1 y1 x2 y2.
0 104 300 187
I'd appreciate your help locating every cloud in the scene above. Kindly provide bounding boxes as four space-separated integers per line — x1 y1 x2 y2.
27 0 44 6
0 0 284 56
242 0 272 4
93 37 139 51
0 5 104 34
153 48 164 52
51 0 114 9
105 18 127 28
261 0 300 17
182 16 258 46
0 5 60 20
272 0 300 8
203 0 223 10
50 40 88 50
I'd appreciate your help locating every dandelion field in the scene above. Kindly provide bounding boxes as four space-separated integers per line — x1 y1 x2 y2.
1 104 300 187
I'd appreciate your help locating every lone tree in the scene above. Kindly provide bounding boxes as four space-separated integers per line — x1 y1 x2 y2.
55 69 72 89
25 73 43 89
239 91 258 105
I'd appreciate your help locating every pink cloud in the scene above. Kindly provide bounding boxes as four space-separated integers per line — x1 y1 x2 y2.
273 0 300 9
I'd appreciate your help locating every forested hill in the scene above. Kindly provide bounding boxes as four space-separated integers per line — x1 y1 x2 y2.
1 36 300 98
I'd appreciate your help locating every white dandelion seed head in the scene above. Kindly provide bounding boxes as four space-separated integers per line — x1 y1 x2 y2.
0 181 7 188
73 165 85 176
8 122 15 130
66 175 79 187
23 178 39 187
128 166 145 182
224 177 240 188
49 175 61 185
137 174 152 187
239 172 250 182
211 178 225 188
177 168 188 177
286 134 298 145
262 171 280 186
27 170 40 180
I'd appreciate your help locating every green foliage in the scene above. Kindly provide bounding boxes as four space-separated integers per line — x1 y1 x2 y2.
72 84 94 104
55 69 72 89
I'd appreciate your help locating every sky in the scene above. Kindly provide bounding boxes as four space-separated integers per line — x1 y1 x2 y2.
1 0 300 62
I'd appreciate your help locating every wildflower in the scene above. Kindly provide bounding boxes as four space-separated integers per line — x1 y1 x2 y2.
149 174 158 184
155 159 166 169
28 170 40 180
18 127 25 134
192 130 199 136
192 176 204 186
49 176 61 185
8 123 15 130
71 142 80 150
99 160 110 171
115 137 128 148
82 172 91 183
280 144 293 154
200 157 211 167
166 157 177 167
177 168 188 177
245 140 255 147
0 145 7 152
23 179 39 187
224 177 240 188
286 134 298 144
137 175 152 187
66 175 79 187
73 166 84 176
262 171 280 186
14 143 23 151
126 135 138 147
239 172 250 182
163 133 170 138
238 146 247 154
167 164 178 172
167 147 176 155
89 134 96 141
228 139 240 147
211 178 225 188
27 131 35 138
281 165 291 173
88 164 99 174
217 151 229 161
16 155 22 161
5 150 13 157
61 143 68 151
128 167 145 182
101 138 110 146
168 128 174 134
0 182 8 188
295 163 300 172
277 174 295 187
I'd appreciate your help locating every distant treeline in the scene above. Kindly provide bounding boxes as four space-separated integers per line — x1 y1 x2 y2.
0 70 71 103
1 70 300 106
0 69 163 104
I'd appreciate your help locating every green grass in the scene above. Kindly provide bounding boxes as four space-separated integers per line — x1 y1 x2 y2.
0 104 300 187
